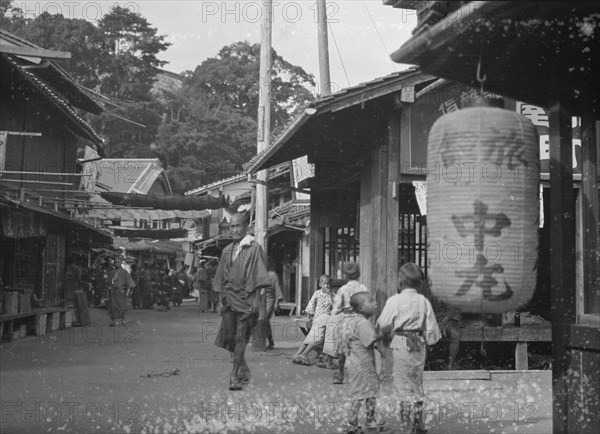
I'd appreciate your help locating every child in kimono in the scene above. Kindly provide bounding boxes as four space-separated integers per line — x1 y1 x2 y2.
341 291 386 434
377 262 441 434
292 274 334 365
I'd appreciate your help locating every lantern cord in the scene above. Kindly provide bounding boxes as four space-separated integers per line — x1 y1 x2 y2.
476 56 487 97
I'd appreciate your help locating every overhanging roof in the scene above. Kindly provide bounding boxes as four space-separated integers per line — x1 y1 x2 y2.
245 68 433 173
0 29 103 115
0 194 112 245
2 54 104 144
390 1 600 114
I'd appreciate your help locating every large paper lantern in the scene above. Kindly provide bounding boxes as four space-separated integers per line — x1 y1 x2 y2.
426 106 539 314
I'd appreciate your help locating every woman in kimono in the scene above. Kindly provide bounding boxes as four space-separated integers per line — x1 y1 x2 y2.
130 264 141 309
108 260 136 326
376 262 441 434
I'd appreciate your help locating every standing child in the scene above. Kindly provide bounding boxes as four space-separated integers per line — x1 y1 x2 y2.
377 262 441 434
292 274 334 365
341 291 385 433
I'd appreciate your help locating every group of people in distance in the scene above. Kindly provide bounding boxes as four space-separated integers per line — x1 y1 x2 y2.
210 212 460 433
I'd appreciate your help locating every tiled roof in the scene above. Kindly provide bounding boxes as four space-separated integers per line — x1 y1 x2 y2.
185 162 291 196
0 29 103 115
185 173 247 196
86 159 166 194
266 201 310 230
2 54 103 144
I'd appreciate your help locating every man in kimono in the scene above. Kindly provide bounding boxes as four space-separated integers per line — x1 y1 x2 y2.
213 213 271 391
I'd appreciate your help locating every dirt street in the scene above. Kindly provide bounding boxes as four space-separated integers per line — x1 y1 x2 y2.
0 301 552 433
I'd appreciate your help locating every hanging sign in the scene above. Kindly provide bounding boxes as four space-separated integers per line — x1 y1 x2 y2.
1 211 47 238
426 107 539 314
515 102 581 174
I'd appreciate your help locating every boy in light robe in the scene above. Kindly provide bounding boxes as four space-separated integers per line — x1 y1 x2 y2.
377 262 441 434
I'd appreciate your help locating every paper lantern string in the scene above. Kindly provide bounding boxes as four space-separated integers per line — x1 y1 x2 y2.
476 56 487 98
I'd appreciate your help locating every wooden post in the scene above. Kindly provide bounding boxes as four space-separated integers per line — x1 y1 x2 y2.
581 114 599 314
549 90 576 434
253 0 272 351
309 186 325 293
317 0 331 97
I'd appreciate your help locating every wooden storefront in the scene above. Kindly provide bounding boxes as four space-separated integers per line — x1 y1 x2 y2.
1 31 111 339
385 2 599 432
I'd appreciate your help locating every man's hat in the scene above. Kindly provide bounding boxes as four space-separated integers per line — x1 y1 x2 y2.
342 262 360 280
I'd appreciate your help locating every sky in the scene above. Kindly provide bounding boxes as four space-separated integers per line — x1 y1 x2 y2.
21 1 418 88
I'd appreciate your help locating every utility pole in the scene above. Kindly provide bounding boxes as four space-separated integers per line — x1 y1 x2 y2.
253 0 272 351
309 0 331 297
317 0 331 97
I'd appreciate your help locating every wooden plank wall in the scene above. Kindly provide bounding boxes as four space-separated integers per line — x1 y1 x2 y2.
359 113 400 308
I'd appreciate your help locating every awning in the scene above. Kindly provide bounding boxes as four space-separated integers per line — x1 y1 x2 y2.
390 1 600 114
99 192 229 210
0 195 111 245
83 208 210 222
110 227 188 239
113 238 183 254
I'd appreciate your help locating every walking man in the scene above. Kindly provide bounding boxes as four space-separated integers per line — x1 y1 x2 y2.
213 213 271 390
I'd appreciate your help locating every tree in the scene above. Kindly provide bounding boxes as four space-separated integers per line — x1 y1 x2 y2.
189 41 315 134
89 102 163 158
156 42 316 193
97 6 171 101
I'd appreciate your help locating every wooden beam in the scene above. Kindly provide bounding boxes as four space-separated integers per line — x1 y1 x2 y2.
549 89 576 434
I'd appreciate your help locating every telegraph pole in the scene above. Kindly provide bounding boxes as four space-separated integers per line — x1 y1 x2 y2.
253 0 272 351
317 0 331 97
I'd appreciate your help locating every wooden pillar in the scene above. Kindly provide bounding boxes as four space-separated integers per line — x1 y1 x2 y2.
359 155 373 293
309 187 324 293
549 94 576 434
357 122 400 305
386 113 400 299
581 114 599 314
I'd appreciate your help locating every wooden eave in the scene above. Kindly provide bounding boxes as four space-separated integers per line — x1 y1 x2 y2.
0 42 71 59
390 1 600 115
246 70 434 173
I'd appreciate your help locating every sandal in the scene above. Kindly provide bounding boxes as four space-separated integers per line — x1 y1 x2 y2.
229 375 242 391
292 356 304 365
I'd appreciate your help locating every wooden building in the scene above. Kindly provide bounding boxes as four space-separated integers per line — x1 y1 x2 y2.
247 2 599 432
0 30 111 323
247 69 440 311
384 2 599 432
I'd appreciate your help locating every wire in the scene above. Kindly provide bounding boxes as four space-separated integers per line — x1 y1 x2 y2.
328 23 351 87
361 0 397 72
